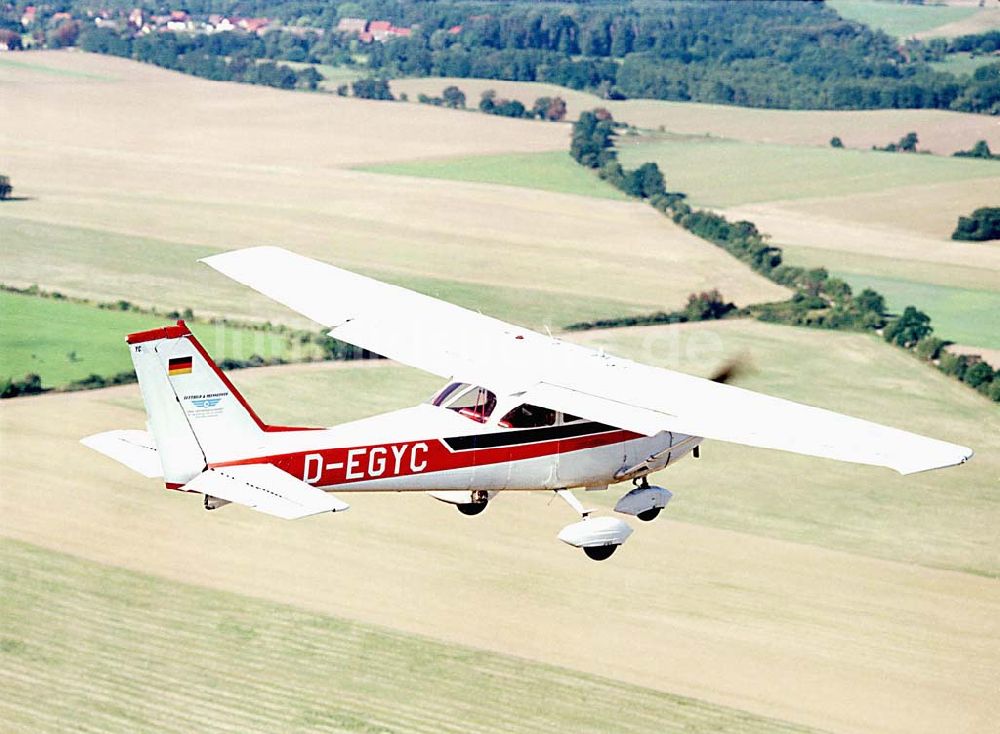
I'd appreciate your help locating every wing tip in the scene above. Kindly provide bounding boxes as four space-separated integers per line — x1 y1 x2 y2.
896 445 974 476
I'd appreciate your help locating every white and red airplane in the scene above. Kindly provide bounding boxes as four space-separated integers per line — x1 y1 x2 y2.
83 247 974 560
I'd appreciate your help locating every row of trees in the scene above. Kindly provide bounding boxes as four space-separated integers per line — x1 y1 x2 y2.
478 90 567 121
567 290 736 331
873 131 919 153
567 110 999 401
954 140 999 160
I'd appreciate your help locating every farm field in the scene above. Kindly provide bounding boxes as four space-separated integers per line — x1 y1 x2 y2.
2 539 817 734
832 273 1000 349
0 52 787 327
615 137 999 208
828 0 983 38
358 150 628 200
0 290 320 389
2 320 998 734
3 47 999 734
930 52 1000 76
391 77 1000 155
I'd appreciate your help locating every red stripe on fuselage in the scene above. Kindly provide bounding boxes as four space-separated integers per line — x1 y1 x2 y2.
209 428 638 487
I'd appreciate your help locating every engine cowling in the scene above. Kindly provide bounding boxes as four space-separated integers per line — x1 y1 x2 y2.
614 485 672 521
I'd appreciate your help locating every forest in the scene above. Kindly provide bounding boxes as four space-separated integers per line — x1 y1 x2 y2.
10 0 1000 113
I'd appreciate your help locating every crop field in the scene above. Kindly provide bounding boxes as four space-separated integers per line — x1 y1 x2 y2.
0 52 786 328
832 274 1000 349
391 77 1000 155
0 290 320 388
3 540 822 734
2 321 998 734
358 150 628 201
3 49 999 734
827 0 982 38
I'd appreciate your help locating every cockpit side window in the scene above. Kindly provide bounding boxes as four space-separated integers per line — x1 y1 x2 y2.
435 384 497 423
499 404 556 429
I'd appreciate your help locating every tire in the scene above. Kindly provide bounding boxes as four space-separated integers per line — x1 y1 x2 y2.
583 545 617 561
637 507 661 522
457 502 487 516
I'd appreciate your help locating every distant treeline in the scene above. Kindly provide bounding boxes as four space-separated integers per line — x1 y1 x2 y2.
37 0 1000 113
567 112 1000 401
80 27 324 90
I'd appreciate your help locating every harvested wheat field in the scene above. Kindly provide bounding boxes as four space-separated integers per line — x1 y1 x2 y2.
391 76 1000 155
0 52 786 327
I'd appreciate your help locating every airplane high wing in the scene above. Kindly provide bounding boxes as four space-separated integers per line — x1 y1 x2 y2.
201 246 973 476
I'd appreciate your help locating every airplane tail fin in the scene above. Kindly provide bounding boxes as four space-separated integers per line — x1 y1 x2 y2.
123 321 307 487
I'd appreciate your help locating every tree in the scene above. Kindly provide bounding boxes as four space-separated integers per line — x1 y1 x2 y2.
963 360 994 391
0 175 11 200
442 85 466 109
636 162 665 198
830 136 844 148
884 306 932 347
854 288 885 317
898 131 919 152
295 66 323 91
952 207 1000 241
352 78 394 100
546 96 567 121
479 89 497 113
684 290 736 321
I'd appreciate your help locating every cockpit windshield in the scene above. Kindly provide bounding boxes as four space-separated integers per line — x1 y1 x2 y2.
429 382 497 423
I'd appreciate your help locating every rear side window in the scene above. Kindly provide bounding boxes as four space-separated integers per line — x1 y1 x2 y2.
500 404 556 429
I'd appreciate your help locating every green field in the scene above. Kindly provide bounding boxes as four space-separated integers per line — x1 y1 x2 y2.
0 538 815 734
359 151 628 201
0 290 320 389
0 56 114 81
828 0 979 38
780 243 1000 292
833 273 1000 349
285 61 363 89
930 53 1000 77
615 137 999 208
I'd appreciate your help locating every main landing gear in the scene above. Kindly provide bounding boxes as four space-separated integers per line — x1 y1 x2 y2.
554 488 633 561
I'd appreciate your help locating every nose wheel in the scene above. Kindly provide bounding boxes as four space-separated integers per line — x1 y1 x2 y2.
636 507 661 522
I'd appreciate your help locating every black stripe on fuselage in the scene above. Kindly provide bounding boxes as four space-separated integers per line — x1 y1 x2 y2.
444 421 618 451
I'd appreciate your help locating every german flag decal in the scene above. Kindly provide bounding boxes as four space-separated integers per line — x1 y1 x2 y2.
168 356 193 376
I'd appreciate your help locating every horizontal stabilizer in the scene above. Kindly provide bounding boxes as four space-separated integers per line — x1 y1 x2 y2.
80 430 162 478
184 464 349 520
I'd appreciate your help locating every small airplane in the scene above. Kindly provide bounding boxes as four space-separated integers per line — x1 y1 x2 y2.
83 247 974 560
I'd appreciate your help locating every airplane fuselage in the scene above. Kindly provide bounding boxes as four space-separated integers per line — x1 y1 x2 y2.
209 404 701 494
